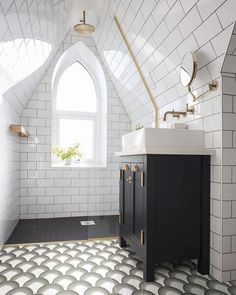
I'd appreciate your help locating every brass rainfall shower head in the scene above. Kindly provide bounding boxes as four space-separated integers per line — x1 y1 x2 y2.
74 11 95 35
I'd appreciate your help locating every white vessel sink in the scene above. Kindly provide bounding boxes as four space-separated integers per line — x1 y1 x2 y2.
121 128 205 152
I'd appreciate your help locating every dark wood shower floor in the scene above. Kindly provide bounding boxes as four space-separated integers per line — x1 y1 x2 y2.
6 215 119 244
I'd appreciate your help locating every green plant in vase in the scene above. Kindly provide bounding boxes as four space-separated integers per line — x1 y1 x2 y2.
52 143 82 165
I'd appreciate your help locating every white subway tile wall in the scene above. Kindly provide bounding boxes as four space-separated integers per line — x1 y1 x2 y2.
20 31 130 220
92 0 236 282
222 24 236 281
0 99 19 247
0 0 71 245
1 0 236 283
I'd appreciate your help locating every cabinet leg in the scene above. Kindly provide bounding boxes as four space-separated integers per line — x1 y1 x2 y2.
197 156 210 276
143 260 155 282
198 256 209 275
119 236 127 248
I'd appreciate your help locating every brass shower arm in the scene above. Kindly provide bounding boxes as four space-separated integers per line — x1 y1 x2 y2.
114 15 159 128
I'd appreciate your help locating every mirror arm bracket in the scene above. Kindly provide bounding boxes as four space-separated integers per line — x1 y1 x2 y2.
188 81 219 102
188 85 197 101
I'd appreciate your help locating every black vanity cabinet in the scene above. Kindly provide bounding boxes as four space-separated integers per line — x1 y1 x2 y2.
119 154 210 282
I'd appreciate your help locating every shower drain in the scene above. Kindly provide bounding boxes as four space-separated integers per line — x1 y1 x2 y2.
80 221 95 226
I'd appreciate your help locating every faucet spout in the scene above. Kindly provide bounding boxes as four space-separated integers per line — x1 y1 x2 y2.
163 110 175 121
163 110 186 121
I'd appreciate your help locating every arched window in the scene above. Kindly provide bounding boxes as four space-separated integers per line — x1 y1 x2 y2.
52 42 107 167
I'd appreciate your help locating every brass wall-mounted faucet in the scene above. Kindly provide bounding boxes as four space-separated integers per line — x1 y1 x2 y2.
135 124 143 130
163 110 186 121
163 104 194 121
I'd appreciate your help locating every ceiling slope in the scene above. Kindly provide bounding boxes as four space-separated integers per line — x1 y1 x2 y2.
93 0 236 128
0 0 72 114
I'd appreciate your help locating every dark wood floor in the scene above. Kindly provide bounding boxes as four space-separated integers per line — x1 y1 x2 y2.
6 215 119 244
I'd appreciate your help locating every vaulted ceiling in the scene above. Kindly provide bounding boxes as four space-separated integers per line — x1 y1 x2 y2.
93 0 236 128
1 0 236 126
0 0 102 115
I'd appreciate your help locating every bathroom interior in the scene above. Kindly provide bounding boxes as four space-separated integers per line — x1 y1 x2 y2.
1 0 236 294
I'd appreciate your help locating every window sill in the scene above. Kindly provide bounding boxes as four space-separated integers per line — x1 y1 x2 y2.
51 162 107 169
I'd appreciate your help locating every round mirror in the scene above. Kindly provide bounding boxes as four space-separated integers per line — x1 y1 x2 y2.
180 52 197 87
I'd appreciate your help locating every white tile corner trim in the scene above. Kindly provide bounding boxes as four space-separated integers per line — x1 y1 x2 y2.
221 21 236 282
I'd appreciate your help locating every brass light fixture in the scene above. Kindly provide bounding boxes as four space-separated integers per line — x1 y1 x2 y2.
9 124 28 137
74 11 95 35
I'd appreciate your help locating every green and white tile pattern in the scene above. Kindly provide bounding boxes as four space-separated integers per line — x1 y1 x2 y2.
0 239 235 295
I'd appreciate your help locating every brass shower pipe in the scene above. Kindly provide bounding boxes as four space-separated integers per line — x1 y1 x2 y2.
114 16 159 128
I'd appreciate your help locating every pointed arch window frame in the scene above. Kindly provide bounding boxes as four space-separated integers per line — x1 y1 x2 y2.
51 41 107 168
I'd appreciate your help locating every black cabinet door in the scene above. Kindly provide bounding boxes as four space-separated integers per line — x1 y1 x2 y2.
119 165 132 239
152 155 202 261
131 163 145 247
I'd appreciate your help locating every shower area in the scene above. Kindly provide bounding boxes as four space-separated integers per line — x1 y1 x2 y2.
5 9 121 246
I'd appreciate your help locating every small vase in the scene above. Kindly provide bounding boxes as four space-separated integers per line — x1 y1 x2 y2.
64 158 72 165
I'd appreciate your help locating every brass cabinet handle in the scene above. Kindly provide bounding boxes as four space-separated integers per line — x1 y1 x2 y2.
126 176 132 183
123 164 129 171
119 212 122 223
140 230 145 245
120 169 123 180
132 164 140 172
141 171 144 187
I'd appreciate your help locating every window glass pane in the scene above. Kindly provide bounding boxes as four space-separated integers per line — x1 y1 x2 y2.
59 119 94 160
57 62 97 112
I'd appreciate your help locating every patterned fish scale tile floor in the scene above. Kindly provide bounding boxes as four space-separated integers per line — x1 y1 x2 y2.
0 239 235 295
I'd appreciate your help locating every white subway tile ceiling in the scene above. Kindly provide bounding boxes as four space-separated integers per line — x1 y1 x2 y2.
94 0 235 128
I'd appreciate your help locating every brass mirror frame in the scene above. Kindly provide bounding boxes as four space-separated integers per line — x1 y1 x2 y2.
180 52 197 87
180 52 219 102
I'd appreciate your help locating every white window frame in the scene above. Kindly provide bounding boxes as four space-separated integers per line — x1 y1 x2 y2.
55 111 97 164
51 42 107 168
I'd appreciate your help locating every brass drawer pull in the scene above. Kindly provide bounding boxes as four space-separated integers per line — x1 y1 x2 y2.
119 212 122 223
141 171 144 187
132 164 140 172
141 230 145 245
123 164 129 171
120 169 123 180
126 176 132 184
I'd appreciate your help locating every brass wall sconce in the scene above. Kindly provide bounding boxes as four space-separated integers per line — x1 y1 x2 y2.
9 124 28 137
180 52 219 102
163 104 194 121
